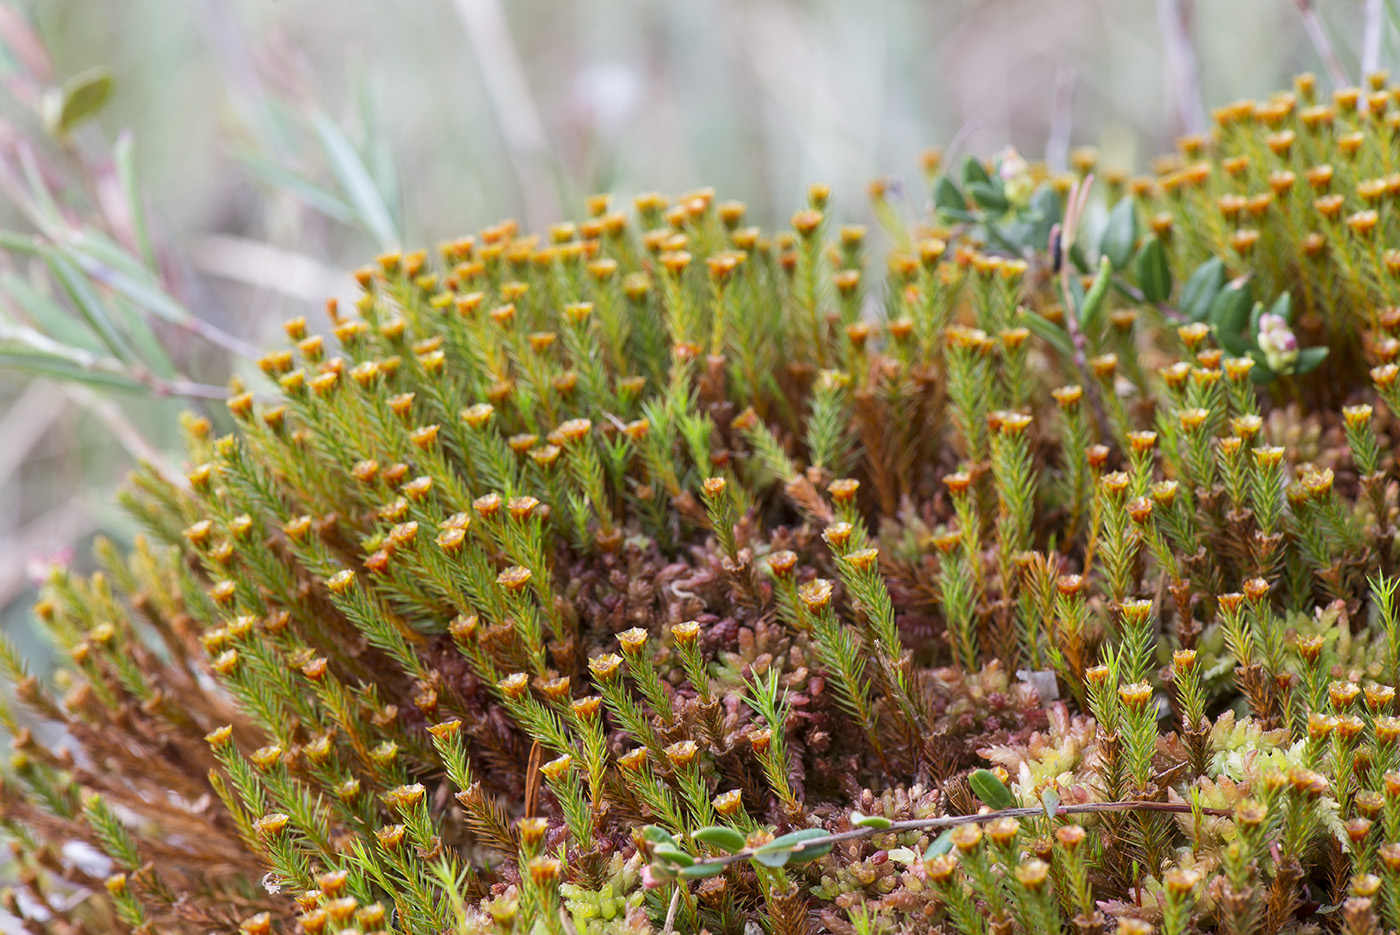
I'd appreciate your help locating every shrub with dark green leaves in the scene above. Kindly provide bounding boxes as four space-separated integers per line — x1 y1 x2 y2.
10 71 1400 935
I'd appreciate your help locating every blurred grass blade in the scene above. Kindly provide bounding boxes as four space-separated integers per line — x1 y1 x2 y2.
62 231 193 325
238 150 357 225
0 229 37 253
355 74 403 237
62 236 259 358
106 295 178 379
1 270 105 354
39 244 139 363
0 319 143 392
309 108 400 250
114 132 156 268
16 144 64 230
0 351 144 391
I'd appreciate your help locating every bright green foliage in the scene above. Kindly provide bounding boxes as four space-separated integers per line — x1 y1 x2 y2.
13 72 1400 935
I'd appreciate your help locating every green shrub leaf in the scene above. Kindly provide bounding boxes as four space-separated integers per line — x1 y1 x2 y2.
1100 196 1139 269
1078 256 1113 341
641 826 678 846
678 862 727 879
693 826 747 853
934 175 968 218
968 769 1015 810
1021 308 1076 363
1132 234 1171 304
1180 257 1226 322
967 182 1008 213
850 811 893 830
651 844 694 867
54 67 115 135
1294 346 1329 374
753 829 832 868
960 154 993 190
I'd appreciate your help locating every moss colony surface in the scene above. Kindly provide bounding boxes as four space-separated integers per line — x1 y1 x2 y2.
13 72 1400 935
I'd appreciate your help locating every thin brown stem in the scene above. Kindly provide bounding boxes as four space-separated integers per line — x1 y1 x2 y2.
675 799 1229 871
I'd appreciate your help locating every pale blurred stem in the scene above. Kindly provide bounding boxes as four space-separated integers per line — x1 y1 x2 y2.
450 0 561 229
182 317 262 358
150 376 237 400
662 887 680 935
1157 0 1206 135
1294 0 1349 89
1364 0 1384 77
1046 66 1076 174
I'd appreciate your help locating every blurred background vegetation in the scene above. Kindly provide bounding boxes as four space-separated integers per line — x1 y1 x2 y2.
0 0 1387 656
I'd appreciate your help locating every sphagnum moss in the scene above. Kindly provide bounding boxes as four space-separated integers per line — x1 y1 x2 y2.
16 71 1400 935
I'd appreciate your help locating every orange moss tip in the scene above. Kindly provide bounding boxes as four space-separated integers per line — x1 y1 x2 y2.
1015 858 1049 889
664 740 698 768
1117 682 1153 711
672 620 701 648
767 550 797 579
845 548 879 573
798 578 834 613
528 856 562 886
253 813 290 838
1127 431 1157 455
326 569 357 595
924 852 958 882
588 653 623 681
713 789 744 817
1055 824 1085 849
205 724 234 747
617 627 648 655
823 522 853 551
1330 680 1361 709
949 823 982 852
570 696 602 721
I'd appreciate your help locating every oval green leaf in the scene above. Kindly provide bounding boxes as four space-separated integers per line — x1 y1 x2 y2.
641 825 678 846
1100 197 1139 270
968 769 1015 811
753 828 831 868
1021 308 1076 363
1132 235 1171 305
1041 787 1061 822
57 67 115 135
1294 345 1329 374
651 843 693 867
678 861 727 879
1078 256 1113 342
934 175 967 218
960 154 993 190
693 826 747 854
1180 257 1225 322
850 810 892 830
967 181 1009 213
1209 279 1254 355
790 841 834 864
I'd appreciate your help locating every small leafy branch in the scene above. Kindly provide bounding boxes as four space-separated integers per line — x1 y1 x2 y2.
644 770 1229 881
